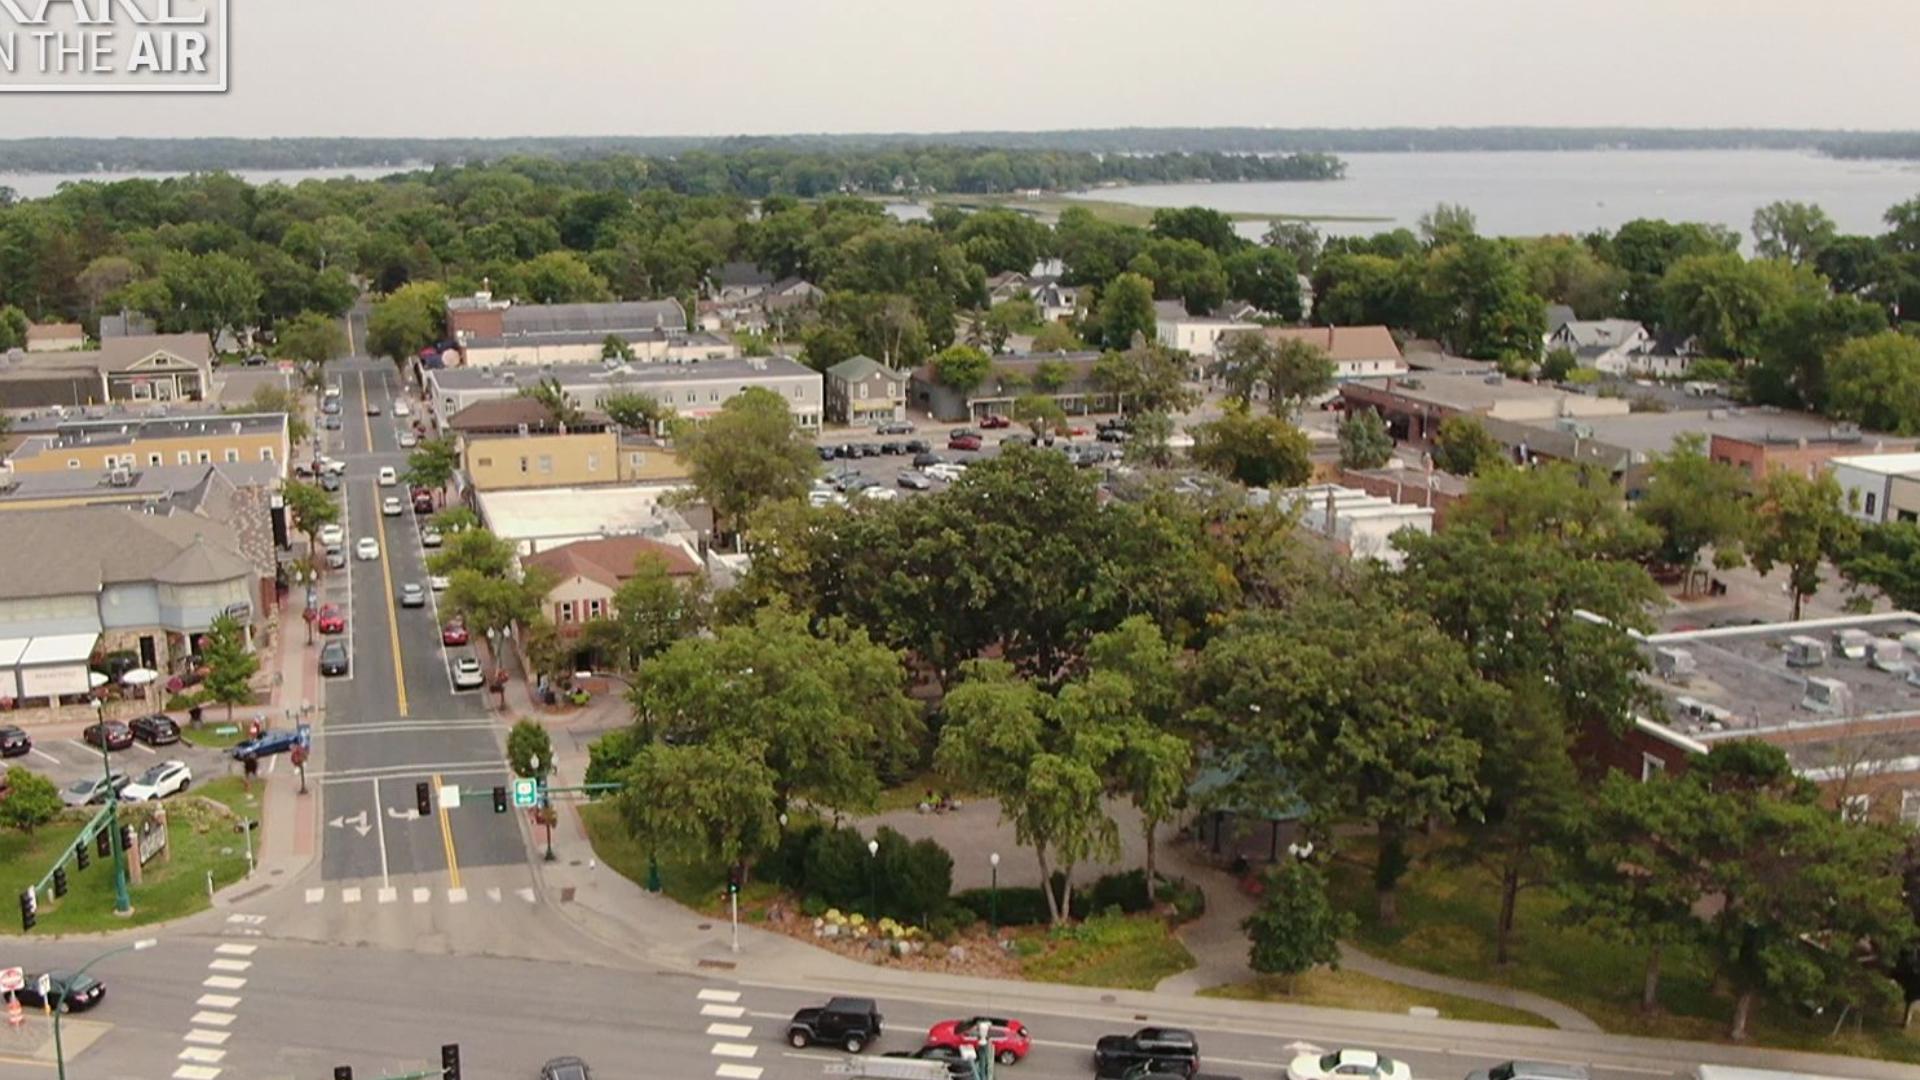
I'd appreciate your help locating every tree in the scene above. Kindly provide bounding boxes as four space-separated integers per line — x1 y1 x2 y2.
1634 433 1752 580
1658 254 1823 360
160 251 262 343
983 298 1040 351
0 306 27 352
1418 202 1478 247
1419 237 1544 364
1223 245 1302 320
618 741 781 868
1336 409 1393 470
200 613 259 722
1149 206 1242 255
601 389 670 434
443 569 550 640
242 383 310 444
1748 469 1858 621
601 334 635 362
1840 521 1920 611
1132 238 1228 314
1261 221 1321 273
513 251 612 304
1517 236 1625 318
929 343 992 395
1123 411 1177 468
1095 272 1157 351
1030 359 1070 394
1747 293 1884 410
281 479 340 561
0 767 60 834
1073 618 1191 905
367 281 446 362
1751 200 1836 266
1451 462 1659 561
1030 321 1084 353
428 527 518 580
520 377 587 429
628 608 919 816
1191 590 1498 924
1825 331 1920 435
403 435 460 496
1538 347 1578 383
1431 415 1503 476
1012 394 1066 438
276 311 346 367
1190 404 1313 489
673 386 817 542
583 553 710 672
506 718 554 779
1243 859 1352 990
1090 343 1198 414
1211 333 1333 415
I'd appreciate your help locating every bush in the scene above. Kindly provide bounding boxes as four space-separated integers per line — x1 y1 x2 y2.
1158 876 1207 922
798 894 829 918
760 822 822 891
165 693 195 712
954 886 1052 926
1082 869 1154 916
802 826 872 910
873 826 953 925
584 728 640 790
927 901 977 941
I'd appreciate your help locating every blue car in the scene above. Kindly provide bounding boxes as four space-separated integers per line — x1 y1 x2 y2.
230 729 302 761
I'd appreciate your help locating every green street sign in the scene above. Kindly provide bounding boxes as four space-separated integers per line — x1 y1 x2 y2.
511 778 539 809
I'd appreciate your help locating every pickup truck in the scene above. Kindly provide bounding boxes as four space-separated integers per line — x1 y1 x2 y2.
788 996 883 1053
1093 1028 1199 1079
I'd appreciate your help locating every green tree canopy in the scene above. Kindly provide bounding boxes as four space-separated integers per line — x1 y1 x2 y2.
367 281 447 362
1824 331 1920 435
583 553 710 673
1243 859 1352 987
276 311 347 366
1748 469 1859 621
200 613 259 722
1337 409 1394 470
506 718 555 779
929 343 992 394
1191 404 1313 490
1095 271 1156 351
673 386 818 540
1430 415 1503 477
1633 433 1752 574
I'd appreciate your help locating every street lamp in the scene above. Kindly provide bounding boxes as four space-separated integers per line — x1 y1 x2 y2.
530 753 554 862
91 700 131 917
989 852 1000 933
51 937 155 1079
866 837 880 919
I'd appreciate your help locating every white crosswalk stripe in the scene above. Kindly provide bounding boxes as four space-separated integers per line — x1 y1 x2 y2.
214 944 257 957
711 1043 757 1060
378 886 397 903
447 888 467 904
173 1066 223 1080
341 887 362 903
304 888 324 904
183 1030 231 1046
706 1023 752 1038
715 1067 763 1080
191 1011 236 1027
697 989 742 1003
179 1047 227 1064
196 995 240 1009
207 959 251 973
202 975 246 990
700 1003 745 1018
412 887 431 903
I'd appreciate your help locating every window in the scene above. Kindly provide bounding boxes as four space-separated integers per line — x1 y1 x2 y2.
586 453 600 473
629 453 644 468
587 598 603 619
1865 493 1877 516
224 449 240 463
197 451 211 463
1900 790 1920 827
537 455 552 474
178 451 192 465
1640 753 1666 781
476 457 493 468
260 447 275 462
66 458 80 469
518 457 528 474
148 453 162 467
685 391 695 403
1842 793 1871 823
709 390 719 402
558 601 574 624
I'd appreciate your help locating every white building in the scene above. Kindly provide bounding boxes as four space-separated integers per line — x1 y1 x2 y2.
1547 319 1691 378
1830 451 1920 524
426 356 825 431
1154 302 1256 359
1262 483 1434 570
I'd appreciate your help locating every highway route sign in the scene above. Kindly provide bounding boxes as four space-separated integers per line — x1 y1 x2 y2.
511 778 538 809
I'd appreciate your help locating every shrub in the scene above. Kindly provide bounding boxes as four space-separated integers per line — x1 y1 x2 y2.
761 822 823 891
803 826 872 910
873 827 953 925
584 728 640 789
798 894 829 918
1082 869 1154 916
1157 877 1207 922
165 693 195 711
954 886 1051 926
927 901 976 941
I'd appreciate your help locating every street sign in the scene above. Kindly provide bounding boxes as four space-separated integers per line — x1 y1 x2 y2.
296 722 313 749
34 974 49 1000
440 785 461 810
0 967 20 992
511 778 538 809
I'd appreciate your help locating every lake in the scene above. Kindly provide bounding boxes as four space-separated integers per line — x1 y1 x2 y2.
0 164 412 200
1073 150 1920 240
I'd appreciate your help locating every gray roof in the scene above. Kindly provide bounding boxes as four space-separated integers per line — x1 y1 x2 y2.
1552 407 1908 457
715 261 773 288
825 355 902 381
1554 319 1646 350
90 333 214 372
0 461 277 504
1543 304 1577 335
430 356 817 392
500 300 687 337
8 412 287 457
98 312 156 339
0 507 253 599
463 328 729 351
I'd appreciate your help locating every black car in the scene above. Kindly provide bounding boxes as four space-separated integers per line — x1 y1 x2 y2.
1097 427 1131 443
128 714 180 746
0 725 30 757
912 451 945 469
540 1057 592 1080
904 439 930 454
788 996 883 1053
817 446 838 461
16 971 104 1012
1094 1028 1199 1079
82 720 134 752
879 441 904 456
319 639 350 677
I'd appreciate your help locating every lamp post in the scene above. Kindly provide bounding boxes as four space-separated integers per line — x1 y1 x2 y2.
530 754 555 862
866 837 879 919
91 700 131 916
989 852 1000 933
51 938 155 1079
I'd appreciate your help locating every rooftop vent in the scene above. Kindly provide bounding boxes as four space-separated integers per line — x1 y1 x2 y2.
1654 647 1696 683
1785 635 1827 668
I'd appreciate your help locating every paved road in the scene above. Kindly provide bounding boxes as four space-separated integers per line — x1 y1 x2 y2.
311 355 520 891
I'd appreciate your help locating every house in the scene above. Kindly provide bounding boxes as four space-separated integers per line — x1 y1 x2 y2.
25 323 84 353
1026 277 1081 323
762 277 823 313
824 355 908 425
910 351 1116 423
1260 326 1407 382
0 505 262 703
1154 302 1256 361
4 412 290 479
426 356 824 430
522 534 702 634
1546 319 1691 378
0 333 214 409
710 262 775 303
986 272 1031 305
1829 451 1920 524
1543 304 1577 337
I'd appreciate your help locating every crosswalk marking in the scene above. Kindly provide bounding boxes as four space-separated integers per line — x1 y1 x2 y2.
224 913 266 926
706 1023 752 1038
412 887 431 903
517 886 537 902
304 888 324 904
711 1043 757 1060
196 995 241 1009
447 888 467 904
202 976 246 990
190 1011 237 1027
378 886 397 904
700 1003 745 1018
173 1066 223 1080
697 989 742 1003
715 1066 763 1080
486 887 502 902
179 1047 227 1064
214 944 257 957
342 887 362 904
207 959 251 973
184 1030 231 1046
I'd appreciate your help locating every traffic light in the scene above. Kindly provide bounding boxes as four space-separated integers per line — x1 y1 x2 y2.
333 1067 352 1080
416 782 432 817
726 864 742 896
441 1042 461 1080
19 888 34 932
94 829 110 859
75 840 90 871
120 824 135 852
52 867 67 899
492 785 507 814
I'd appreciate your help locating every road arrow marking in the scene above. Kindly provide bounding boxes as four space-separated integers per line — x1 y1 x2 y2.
387 806 419 821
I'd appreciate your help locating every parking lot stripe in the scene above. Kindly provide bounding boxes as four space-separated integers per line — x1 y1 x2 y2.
28 747 58 765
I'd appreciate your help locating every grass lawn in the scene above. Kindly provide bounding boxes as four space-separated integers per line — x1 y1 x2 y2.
1325 835 1920 1063
578 800 730 912
181 723 249 750
1019 912 1195 990
1203 971 1552 1028
0 777 259 935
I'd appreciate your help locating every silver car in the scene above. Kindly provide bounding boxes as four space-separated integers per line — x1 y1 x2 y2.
398 582 426 608
61 772 129 807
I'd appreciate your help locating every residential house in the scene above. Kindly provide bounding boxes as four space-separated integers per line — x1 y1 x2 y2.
986 272 1031 305
710 261 774 303
427 356 824 430
1546 319 1692 378
1261 325 1408 382
1154 301 1256 361
3 412 290 478
1027 277 1081 323
0 333 214 409
25 323 85 353
522 534 701 635
910 351 1115 423
824 355 908 425
1830 451 1920 524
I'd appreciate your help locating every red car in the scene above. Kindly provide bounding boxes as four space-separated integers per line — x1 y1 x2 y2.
441 618 470 646
948 434 982 451
979 414 1011 429
925 1017 1030 1065
82 720 134 752
315 604 346 635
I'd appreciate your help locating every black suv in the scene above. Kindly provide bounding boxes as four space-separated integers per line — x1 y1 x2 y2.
1094 1028 1199 1079
129 714 180 746
0 725 30 757
787 996 883 1053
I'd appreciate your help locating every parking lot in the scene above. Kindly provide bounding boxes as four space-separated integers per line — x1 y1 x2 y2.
5 722 240 799
811 420 1133 504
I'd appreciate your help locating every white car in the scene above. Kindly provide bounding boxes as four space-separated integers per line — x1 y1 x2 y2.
382 496 403 516
318 523 345 547
121 760 192 802
858 486 898 502
429 573 450 591
924 463 967 482
393 402 411 418
1287 1049 1412 1080
316 456 347 476
398 431 419 448
377 466 398 487
450 655 486 690
420 525 444 548
355 537 380 561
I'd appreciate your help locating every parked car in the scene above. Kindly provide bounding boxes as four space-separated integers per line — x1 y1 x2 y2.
377 466 398 486
16 971 104 1012
382 496 403 516
441 618 469 646
877 421 914 435
399 583 426 608
232 729 302 761
365 402 382 416
818 446 839 461
393 401 411 418
540 1058 591 1080
420 525 444 548
925 1017 1030 1065
924 463 967 483
429 573 450 591
128 714 181 746
320 471 342 492
323 414 342 430
122 760 192 801
897 471 932 491
787 997 884 1053
0 725 30 757
450 655 486 690
355 537 380 561
911 451 944 468
321 398 341 416
979 414 1011 429
61 773 130 808
319 523 345 547
1464 1063 1591 1080
319 639 350 677
398 431 418 448
82 720 134 752
1094 1028 1199 1079
1097 427 1130 443
947 434 982 451
325 545 347 570
1286 1049 1410 1080
948 427 979 440
411 488 435 513
316 604 346 634
878 441 904 455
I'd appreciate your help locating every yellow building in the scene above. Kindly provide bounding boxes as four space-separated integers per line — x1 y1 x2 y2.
4 413 290 477
463 429 686 491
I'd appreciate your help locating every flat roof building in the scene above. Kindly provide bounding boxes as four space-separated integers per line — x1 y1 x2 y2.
425 357 823 430
1339 372 1629 448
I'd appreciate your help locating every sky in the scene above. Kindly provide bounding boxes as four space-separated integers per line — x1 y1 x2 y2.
5 0 1920 138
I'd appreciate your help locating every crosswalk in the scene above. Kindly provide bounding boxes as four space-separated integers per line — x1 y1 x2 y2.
697 989 763 1080
302 884 537 906
173 942 256 1079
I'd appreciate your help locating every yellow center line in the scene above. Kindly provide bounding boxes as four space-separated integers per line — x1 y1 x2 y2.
357 371 373 456
433 773 462 890
364 370 408 718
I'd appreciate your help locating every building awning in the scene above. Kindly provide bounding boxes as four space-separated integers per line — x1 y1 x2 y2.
19 633 99 666
0 639 28 668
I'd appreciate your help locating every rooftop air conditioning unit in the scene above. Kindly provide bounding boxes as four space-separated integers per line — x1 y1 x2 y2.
1868 638 1909 675
1784 635 1827 668
106 467 133 487
1800 676 1851 715
1654 646 1696 683
1832 628 1872 661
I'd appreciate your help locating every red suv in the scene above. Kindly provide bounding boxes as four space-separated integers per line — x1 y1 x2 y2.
948 434 982 451
442 618 470 646
925 1017 1031 1065
979 414 1011 429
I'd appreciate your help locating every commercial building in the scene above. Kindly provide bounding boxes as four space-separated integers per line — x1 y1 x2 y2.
1338 372 1629 449
1336 465 1470 529
426 357 823 430
3 413 290 478
25 323 85 353
522 534 701 633
464 429 686 491
0 333 214 408
824 355 908 426
1829 451 1920 524
440 292 738 368
1261 483 1435 570
475 484 704 557
1155 302 1256 360
909 351 1116 423
1259 325 1408 382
